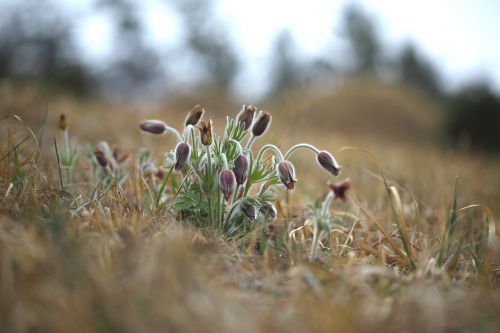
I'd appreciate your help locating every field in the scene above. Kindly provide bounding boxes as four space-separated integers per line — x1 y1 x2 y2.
1 82 500 332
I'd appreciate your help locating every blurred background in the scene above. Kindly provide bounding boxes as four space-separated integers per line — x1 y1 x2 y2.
1 0 500 153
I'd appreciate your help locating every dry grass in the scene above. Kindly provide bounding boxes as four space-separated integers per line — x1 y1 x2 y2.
1 85 500 332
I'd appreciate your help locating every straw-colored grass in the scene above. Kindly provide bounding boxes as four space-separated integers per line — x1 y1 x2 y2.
1 85 500 332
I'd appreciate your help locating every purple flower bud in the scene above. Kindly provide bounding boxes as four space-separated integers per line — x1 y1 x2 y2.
139 120 167 135
237 105 257 130
233 154 249 185
317 151 341 176
251 111 272 137
277 161 297 190
240 200 257 220
260 204 277 220
328 179 350 202
174 142 191 171
185 104 205 127
219 169 236 201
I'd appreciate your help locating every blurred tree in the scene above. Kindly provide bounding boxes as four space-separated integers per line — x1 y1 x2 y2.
0 0 95 97
266 30 305 98
444 82 500 152
95 0 164 97
169 0 240 90
340 4 381 74
398 43 442 98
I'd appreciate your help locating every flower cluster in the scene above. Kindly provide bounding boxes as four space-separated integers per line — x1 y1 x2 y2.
139 104 342 236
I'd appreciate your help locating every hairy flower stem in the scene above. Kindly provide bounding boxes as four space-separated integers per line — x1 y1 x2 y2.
165 125 183 143
309 219 319 261
321 192 335 217
246 135 256 149
155 165 174 208
205 145 214 226
284 143 320 160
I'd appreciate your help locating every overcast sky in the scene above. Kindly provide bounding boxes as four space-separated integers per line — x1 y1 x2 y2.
74 0 500 97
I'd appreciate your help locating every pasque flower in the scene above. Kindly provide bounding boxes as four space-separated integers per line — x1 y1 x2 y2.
197 119 213 146
251 111 272 137
328 179 350 201
233 154 249 185
237 105 257 130
240 200 257 220
140 120 167 135
277 161 297 190
317 151 341 176
174 142 191 170
219 169 236 201
185 104 205 127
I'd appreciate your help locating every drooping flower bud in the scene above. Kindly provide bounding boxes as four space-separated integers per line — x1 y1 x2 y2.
174 142 191 170
237 105 257 130
260 204 277 220
251 111 272 137
240 200 257 220
277 161 297 190
317 151 341 176
139 120 167 135
185 104 204 127
58 113 67 131
328 179 350 202
233 154 249 185
219 169 236 201
197 119 213 146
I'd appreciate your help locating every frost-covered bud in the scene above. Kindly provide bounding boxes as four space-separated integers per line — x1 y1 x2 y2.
277 161 297 190
233 154 249 186
237 105 257 130
185 104 204 127
328 179 350 202
174 142 191 171
58 113 67 131
219 170 236 201
240 200 257 220
317 151 341 176
251 111 271 137
260 204 277 220
140 120 167 135
197 119 213 146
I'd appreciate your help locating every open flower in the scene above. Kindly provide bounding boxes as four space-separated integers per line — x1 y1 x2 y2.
233 154 249 185
251 111 272 137
277 161 297 190
237 105 257 130
328 179 350 201
174 142 191 170
185 104 205 127
219 169 236 201
197 119 213 146
140 120 167 135
317 151 341 176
